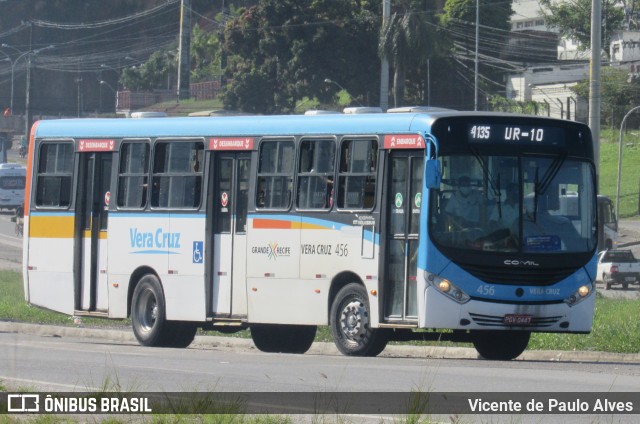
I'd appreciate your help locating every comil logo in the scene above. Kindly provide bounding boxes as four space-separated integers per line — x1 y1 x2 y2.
7 394 40 412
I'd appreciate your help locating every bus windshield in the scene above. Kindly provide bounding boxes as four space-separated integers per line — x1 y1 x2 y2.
430 154 596 254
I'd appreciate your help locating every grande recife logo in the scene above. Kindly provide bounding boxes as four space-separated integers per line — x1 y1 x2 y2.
251 241 291 260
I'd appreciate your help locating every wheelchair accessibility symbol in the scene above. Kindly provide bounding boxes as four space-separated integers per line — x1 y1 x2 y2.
193 241 203 264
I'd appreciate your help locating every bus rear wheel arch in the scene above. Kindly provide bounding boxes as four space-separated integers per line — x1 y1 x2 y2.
330 283 388 357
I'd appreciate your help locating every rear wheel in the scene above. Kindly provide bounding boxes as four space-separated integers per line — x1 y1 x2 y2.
472 330 530 360
251 324 317 354
330 283 388 357
131 274 172 347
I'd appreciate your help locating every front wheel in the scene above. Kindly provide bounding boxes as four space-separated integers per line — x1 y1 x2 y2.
472 330 530 360
330 283 388 357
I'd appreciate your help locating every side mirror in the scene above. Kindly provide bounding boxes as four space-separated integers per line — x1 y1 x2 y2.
425 159 441 189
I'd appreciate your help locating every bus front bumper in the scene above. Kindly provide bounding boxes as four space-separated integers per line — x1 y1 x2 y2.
420 285 595 333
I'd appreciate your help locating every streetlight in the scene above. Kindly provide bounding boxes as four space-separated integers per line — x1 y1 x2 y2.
1 43 53 136
616 105 640 225
24 45 54 139
324 78 364 107
1 43 31 114
99 80 118 113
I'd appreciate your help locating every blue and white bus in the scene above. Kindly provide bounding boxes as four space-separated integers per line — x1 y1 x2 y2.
22 110 597 360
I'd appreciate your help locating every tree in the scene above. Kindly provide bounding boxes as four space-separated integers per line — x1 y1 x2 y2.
221 0 380 114
540 0 625 56
573 67 640 128
378 2 440 108
190 23 222 83
120 48 177 91
440 0 514 106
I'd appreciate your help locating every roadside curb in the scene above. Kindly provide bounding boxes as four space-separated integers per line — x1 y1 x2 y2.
2 321 639 363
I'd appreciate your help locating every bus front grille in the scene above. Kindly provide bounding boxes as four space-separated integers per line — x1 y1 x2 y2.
460 264 575 286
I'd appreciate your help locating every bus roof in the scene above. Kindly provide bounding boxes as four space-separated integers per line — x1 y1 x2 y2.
33 113 441 139
32 111 585 140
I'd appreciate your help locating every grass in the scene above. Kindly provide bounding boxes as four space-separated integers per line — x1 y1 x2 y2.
598 128 640 219
3 270 639 354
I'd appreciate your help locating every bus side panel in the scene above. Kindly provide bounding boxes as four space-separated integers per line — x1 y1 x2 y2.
247 278 329 325
107 214 169 318
25 213 75 315
245 215 381 326
163 214 206 321
298 218 381 326
246 215 308 323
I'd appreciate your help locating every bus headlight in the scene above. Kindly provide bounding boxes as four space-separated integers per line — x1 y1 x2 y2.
564 283 593 306
426 272 470 304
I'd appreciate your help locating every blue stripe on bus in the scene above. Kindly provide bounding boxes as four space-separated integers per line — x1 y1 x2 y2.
110 212 204 219
30 211 75 217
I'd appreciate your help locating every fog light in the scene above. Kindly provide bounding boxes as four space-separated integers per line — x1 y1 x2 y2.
578 285 590 297
439 280 451 292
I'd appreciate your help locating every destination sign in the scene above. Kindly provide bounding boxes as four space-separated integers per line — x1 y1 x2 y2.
78 139 115 152
468 124 564 146
208 137 254 150
383 134 425 149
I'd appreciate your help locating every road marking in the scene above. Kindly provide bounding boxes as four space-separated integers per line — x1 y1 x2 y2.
0 375 100 391
0 233 23 248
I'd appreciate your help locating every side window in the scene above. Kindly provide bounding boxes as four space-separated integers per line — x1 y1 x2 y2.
117 141 150 209
151 140 204 209
297 139 335 210
337 139 377 210
256 140 294 209
35 142 74 208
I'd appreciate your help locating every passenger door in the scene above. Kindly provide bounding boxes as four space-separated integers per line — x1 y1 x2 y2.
384 150 424 322
209 152 250 317
75 147 113 313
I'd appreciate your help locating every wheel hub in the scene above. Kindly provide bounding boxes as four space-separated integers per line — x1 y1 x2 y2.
340 300 368 340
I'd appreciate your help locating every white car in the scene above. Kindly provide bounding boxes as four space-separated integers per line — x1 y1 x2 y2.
596 250 640 290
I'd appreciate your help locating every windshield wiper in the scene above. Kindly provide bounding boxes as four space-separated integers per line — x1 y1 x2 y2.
537 153 567 196
531 153 566 222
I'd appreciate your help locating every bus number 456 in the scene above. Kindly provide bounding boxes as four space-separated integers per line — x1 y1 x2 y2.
476 285 495 296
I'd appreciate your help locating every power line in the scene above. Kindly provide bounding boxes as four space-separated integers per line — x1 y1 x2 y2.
31 0 180 29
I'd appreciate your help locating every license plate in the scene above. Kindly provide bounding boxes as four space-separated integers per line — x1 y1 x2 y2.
625 277 635 282
504 314 532 325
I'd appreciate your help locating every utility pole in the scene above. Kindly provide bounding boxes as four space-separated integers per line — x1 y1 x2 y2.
589 0 602 187
474 0 479 111
379 0 390 111
176 0 191 101
24 22 33 139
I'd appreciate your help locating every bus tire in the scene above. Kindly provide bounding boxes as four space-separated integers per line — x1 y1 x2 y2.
165 322 198 348
330 283 388 357
131 274 171 347
250 324 317 354
472 330 530 360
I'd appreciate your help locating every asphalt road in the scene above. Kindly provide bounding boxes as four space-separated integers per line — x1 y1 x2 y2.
1 328 639 423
